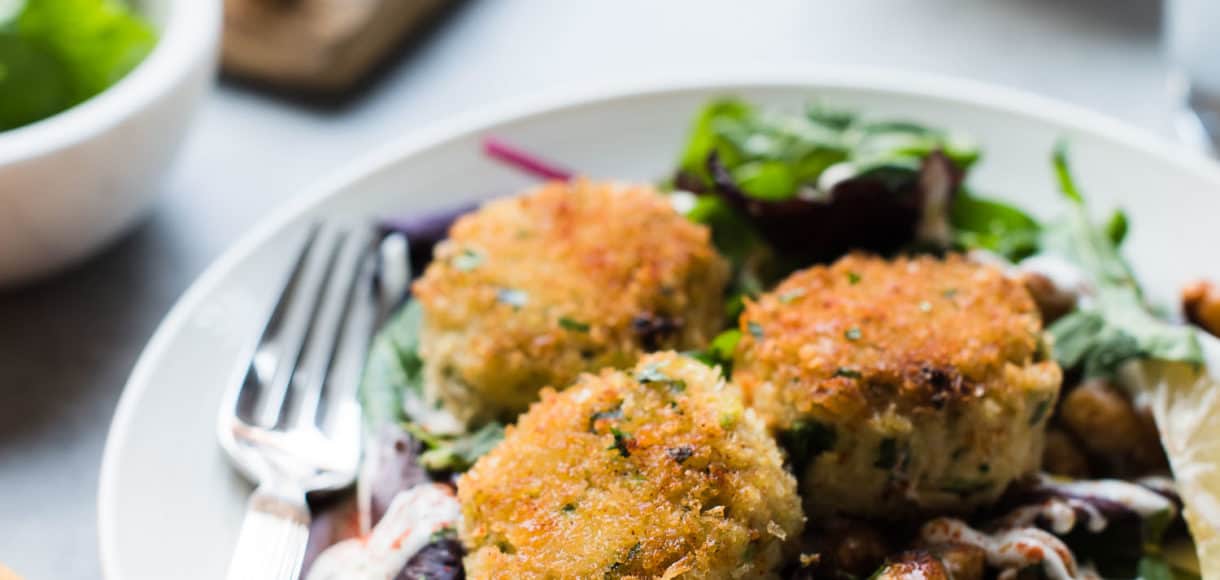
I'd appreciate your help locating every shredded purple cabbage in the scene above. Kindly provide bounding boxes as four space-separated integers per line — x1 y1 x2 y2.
482 136 573 181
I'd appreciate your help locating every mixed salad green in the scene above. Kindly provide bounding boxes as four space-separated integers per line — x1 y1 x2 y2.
0 0 156 131
671 99 1201 380
351 98 1207 579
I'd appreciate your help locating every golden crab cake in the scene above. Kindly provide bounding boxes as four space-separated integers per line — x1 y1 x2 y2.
458 352 804 580
734 254 1061 518
412 179 729 427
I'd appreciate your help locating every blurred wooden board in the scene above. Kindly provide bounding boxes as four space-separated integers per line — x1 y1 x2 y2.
222 0 451 94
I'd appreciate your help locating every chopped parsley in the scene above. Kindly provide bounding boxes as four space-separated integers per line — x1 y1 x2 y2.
608 427 634 458
452 248 484 271
635 363 671 383
588 404 624 432
559 317 590 332
942 288 958 299
778 288 806 303
1029 399 1051 425
605 543 643 578
496 288 529 309
847 271 861 285
561 503 577 513
748 321 765 339
833 367 862 379
845 326 862 341
635 362 686 392
779 420 836 474
689 329 741 372
719 409 740 429
874 438 898 470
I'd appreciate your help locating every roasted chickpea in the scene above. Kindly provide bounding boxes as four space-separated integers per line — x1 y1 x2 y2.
873 551 950 580
796 519 890 577
1042 428 1090 478
1020 271 1077 324
831 523 890 576
926 543 985 580
1059 379 1165 474
1182 279 1220 338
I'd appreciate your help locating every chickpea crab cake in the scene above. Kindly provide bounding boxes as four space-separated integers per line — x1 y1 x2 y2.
458 352 804 579
412 180 729 427
734 254 1062 517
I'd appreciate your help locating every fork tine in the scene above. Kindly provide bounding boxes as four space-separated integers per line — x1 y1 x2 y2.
316 243 387 452
290 225 375 428
234 225 319 423
254 225 346 428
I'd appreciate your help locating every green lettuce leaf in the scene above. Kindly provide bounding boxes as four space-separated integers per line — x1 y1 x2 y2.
1043 144 1202 376
358 300 425 427
404 421 505 473
1 0 155 130
675 99 977 202
950 188 1042 261
0 35 73 129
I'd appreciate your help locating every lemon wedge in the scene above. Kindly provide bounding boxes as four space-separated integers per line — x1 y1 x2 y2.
1134 337 1220 577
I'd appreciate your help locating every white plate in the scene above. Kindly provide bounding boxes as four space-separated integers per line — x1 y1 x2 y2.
98 71 1220 579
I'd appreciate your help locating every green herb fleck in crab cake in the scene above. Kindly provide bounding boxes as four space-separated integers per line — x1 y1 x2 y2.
458 352 804 579
733 253 1062 518
412 179 729 427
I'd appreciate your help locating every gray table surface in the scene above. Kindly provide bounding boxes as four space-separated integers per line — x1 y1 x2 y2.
0 0 1171 577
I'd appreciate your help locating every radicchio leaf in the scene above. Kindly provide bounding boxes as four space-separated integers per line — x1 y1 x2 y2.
706 150 962 261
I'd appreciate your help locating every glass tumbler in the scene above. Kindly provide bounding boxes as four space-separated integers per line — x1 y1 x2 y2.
1166 0 1220 153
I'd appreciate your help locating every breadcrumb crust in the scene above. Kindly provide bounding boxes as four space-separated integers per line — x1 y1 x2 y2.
459 352 804 579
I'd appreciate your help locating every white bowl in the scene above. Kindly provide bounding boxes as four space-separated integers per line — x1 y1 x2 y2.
0 0 221 286
99 71 1220 578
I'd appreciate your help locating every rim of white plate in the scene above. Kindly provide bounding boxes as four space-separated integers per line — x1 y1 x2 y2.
97 67 1220 578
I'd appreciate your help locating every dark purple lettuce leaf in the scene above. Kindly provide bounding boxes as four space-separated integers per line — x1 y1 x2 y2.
379 202 479 278
368 424 437 524
706 150 962 261
397 538 465 580
994 478 1182 578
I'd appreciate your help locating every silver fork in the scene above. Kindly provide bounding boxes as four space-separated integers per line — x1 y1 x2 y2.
218 223 400 580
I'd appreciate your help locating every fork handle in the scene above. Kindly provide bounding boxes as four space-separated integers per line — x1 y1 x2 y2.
226 484 311 580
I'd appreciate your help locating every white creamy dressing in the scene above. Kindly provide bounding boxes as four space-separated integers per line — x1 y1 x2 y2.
816 161 858 192
306 483 461 580
668 190 698 215
1007 497 1101 535
1138 475 1179 500
1046 478 1177 519
921 518 1079 580
378 234 411 305
1005 477 1175 539
967 252 1094 311
401 393 464 435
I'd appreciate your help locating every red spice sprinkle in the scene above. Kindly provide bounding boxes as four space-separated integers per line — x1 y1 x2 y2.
390 526 417 551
